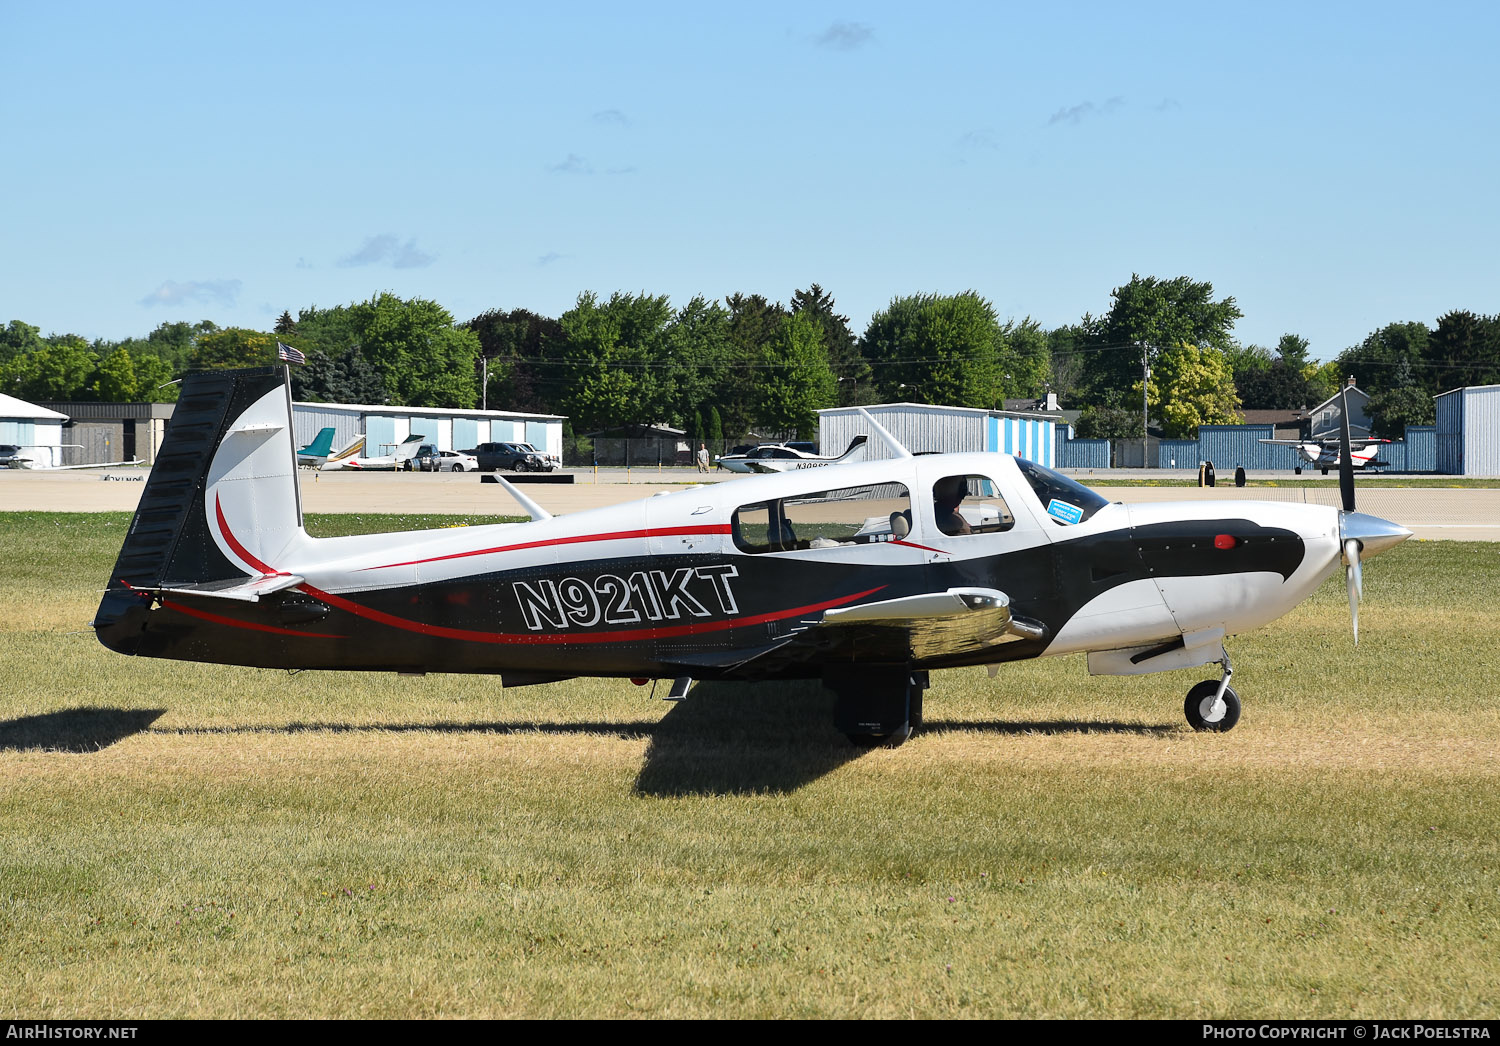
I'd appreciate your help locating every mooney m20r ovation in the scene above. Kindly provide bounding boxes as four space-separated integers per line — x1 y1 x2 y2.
94 368 1409 745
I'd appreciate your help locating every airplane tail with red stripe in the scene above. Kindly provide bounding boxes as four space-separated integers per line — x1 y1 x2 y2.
94 366 307 654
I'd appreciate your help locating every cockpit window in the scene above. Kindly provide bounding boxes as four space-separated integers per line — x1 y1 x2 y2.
733 483 911 553
1013 458 1109 525
932 475 1015 536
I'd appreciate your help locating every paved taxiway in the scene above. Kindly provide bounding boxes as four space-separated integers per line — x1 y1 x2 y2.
2 467 1495 541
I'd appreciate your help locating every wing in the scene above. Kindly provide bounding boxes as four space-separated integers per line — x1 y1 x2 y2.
819 587 1044 658
662 587 1045 678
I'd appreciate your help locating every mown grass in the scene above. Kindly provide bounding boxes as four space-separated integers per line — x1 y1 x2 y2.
1 512 1497 1018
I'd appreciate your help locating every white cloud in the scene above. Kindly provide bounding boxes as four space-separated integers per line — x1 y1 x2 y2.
548 154 594 175
139 279 242 308
337 234 435 269
816 22 873 50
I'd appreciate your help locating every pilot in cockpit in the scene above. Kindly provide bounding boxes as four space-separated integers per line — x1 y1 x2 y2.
934 476 972 536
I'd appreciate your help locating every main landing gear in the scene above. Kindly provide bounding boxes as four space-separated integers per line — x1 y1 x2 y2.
1183 650 1241 732
825 665 928 747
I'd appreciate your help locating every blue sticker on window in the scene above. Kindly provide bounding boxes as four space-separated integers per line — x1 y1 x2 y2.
1047 499 1084 524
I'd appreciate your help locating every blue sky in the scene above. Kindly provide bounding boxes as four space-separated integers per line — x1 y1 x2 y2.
3 1 1496 361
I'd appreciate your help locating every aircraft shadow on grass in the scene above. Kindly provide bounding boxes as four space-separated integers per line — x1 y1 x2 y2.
1 693 1173 793
632 680 1178 796
0 707 166 753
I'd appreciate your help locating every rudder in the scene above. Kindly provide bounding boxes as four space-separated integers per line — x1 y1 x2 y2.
94 366 306 651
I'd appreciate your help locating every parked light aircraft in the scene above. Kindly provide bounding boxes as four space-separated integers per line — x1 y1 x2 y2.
720 436 871 474
716 441 846 473
320 434 426 471
1258 436 1391 474
294 427 337 467
0 444 143 470
94 368 1409 744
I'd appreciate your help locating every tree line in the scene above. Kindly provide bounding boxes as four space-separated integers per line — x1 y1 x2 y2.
4 277 1497 439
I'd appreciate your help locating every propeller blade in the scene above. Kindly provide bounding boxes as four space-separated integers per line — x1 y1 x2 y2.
1338 385 1356 513
1344 537 1363 645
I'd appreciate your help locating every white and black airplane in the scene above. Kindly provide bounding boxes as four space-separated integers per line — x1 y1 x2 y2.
93 368 1410 744
1258 436 1391 474
717 437 869 474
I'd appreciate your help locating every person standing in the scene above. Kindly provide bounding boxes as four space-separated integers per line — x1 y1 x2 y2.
696 443 710 472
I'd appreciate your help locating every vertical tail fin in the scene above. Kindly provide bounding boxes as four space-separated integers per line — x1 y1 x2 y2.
95 367 306 650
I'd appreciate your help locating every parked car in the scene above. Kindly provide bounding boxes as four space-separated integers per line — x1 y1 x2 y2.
434 449 479 472
471 442 551 472
512 442 561 470
409 446 479 472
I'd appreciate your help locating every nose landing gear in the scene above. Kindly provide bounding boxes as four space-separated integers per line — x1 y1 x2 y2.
1184 650 1241 732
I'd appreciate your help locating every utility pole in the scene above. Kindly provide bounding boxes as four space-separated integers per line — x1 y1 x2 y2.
1139 342 1151 439
481 356 488 411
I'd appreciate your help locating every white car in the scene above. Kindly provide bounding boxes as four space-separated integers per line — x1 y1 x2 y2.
435 449 479 472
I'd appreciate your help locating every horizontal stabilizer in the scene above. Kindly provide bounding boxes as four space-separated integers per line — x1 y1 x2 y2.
155 573 306 603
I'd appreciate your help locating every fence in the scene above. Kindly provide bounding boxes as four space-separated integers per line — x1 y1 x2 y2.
1054 432 1110 469
567 438 744 468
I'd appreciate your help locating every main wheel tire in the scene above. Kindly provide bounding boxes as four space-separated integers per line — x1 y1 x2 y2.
451 464 464 472
1184 680 1241 732
845 721 913 748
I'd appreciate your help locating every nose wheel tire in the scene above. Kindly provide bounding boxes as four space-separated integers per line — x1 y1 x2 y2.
1185 680 1240 732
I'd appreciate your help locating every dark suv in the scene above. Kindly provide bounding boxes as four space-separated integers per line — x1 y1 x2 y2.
473 442 546 472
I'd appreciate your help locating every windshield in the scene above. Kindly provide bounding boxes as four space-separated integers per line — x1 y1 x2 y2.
1013 458 1110 525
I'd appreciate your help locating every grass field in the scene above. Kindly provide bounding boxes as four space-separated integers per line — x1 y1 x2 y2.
2 512 1497 1018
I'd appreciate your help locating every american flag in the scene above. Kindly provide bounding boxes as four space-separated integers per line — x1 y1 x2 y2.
277 341 306 365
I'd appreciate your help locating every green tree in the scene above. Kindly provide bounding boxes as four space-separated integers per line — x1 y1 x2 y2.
1336 321 1430 396
1045 321 1096 405
291 344 386 404
664 295 733 429
191 328 276 370
1236 334 1324 409
1080 275 1243 402
552 292 674 431
1428 310 1500 392
130 350 179 402
792 284 868 406
0 320 45 363
723 294 788 437
757 312 835 438
1 337 98 400
464 307 565 414
998 317 1052 399
862 291 1004 407
350 293 480 408
90 347 138 401
1073 395 1143 440
1366 385 1434 437
1132 343 1242 438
